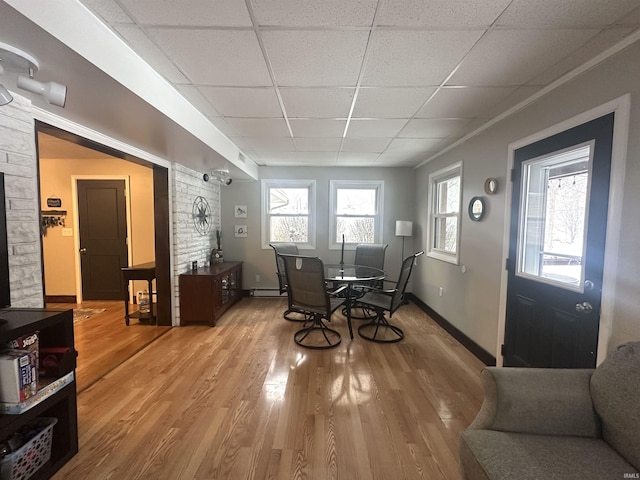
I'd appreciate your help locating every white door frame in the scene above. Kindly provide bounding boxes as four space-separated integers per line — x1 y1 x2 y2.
497 94 631 366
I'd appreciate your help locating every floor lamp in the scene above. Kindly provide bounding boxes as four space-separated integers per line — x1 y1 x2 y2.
395 221 413 262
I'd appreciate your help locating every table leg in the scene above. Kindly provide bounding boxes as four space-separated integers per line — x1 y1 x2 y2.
124 279 130 326
346 283 354 340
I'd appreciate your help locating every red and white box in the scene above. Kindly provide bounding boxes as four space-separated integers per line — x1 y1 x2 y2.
5 331 39 364
0 350 38 403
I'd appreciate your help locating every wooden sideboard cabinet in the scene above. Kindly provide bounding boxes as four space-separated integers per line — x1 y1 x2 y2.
179 261 243 326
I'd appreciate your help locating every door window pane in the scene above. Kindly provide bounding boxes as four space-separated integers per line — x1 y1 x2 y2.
518 144 591 289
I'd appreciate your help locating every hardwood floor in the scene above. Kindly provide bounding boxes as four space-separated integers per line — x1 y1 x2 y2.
53 298 485 480
50 300 171 392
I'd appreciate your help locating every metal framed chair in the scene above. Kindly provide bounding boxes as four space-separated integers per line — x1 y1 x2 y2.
269 243 306 322
356 251 424 343
349 243 388 318
281 254 347 349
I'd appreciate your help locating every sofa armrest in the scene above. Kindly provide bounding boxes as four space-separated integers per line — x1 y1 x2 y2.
468 367 600 438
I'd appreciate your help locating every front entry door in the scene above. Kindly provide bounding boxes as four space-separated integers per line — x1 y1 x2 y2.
78 179 128 300
504 113 614 368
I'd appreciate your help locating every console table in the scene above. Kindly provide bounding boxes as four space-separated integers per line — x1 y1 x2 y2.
179 261 243 326
121 262 156 326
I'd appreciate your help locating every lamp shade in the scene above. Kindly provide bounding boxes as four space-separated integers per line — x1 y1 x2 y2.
395 220 413 237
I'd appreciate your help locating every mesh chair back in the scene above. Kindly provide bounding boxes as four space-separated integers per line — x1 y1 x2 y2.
390 251 424 313
270 243 299 294
282 255 330 316
354 244 387 270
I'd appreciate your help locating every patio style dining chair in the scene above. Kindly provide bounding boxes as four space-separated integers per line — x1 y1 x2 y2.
281 254 347 349
269 242 306 322
349 243 388 318
356 251 424 343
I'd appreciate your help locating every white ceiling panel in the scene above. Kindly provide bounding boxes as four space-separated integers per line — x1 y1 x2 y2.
497 0 640 27
341 137 391 153
377 0 511 27
114 25 190 84
353 87 436 118
199 87 282 117
449 29 601 86
289 119 347 137
417 86 516 118
346 119 407 138
250 0 377 26
225 118 290 137
119 0 252 26
399 118 470 138
280 88 355 118
262 30 370 86
149 28 272 85
295 138 343 152
49 0 640 168
363 30 485 86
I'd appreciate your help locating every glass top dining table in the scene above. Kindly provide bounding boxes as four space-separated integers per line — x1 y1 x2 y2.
324 263 385 340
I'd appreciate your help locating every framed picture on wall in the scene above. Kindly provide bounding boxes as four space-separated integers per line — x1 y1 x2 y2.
234 205 247 218
234 225 247 237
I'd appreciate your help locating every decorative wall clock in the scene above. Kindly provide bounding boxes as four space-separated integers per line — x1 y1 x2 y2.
192 196 212 235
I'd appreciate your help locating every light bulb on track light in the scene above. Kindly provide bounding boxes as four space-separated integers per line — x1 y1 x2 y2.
0 84 12 106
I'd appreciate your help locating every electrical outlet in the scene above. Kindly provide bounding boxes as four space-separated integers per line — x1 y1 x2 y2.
255 274 261 283
439 287 444 297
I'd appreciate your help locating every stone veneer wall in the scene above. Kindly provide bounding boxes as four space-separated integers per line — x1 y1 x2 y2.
0 96 44 307
172 163 221 324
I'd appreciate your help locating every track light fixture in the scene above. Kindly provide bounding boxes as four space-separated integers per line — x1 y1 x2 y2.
0 42 67 108
203 169 232 186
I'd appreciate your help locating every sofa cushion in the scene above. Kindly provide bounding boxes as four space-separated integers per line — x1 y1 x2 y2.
460 430 637 480
591 341 640 470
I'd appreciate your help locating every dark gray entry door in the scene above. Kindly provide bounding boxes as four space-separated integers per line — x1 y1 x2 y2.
504 113 614 368
78 179 128 300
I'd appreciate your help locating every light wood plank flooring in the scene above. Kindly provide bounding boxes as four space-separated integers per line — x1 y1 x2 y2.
53 298 485 480
51 300 171 392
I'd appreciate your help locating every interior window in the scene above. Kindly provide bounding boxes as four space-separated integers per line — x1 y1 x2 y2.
329 180 383 249
428 163 462 264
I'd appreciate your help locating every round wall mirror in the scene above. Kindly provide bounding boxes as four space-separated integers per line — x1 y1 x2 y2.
469 196 485 221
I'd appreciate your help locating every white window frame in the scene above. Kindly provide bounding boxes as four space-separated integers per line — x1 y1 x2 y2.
329 180 384 250
261 179 316 249
427 162 462 264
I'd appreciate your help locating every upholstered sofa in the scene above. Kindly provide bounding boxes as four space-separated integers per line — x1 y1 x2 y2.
459 341 640 480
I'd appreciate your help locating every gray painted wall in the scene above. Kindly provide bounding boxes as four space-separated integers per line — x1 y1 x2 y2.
413 41 640 356
221 166 416 292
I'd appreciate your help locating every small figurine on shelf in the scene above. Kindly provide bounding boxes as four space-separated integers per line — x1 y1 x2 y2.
210 229 224 264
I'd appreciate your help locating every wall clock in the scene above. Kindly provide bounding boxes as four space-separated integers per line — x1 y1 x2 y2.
192 196 212 235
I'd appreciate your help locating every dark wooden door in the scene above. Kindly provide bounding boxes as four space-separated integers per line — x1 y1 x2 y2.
78 179 128 300
504 113 614 368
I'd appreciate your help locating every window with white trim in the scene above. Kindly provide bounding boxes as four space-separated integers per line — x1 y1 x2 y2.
261 179 316 249
329 180 383 249
428 163 461 264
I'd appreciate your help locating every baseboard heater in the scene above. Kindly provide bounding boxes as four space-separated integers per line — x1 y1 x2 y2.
250 289 284 298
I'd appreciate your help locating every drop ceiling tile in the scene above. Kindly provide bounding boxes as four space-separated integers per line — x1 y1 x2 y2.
346 119 407 138
352 87 436 118
341 138 391 153
82 0 134 23
338 152 381 164
176 85 221 117
225 118 290 137
280 88 355 118
149 28 272 86
378 0 511 27
261 30 370 86
474 85 543 120
377 152 425 166
258 152 338 165
528 26 637 85
417 87 516 118
119 0 252 26
449 29 600 86
207 117 240 137
250 0 377 26
399 118 470 138
384 138 444 154
295 138 342 151
289 119 347 137
198 87 282 117
231 137 295 152
617 5 640 25
114 25 189 83
362 30 484 86
496 0 640 27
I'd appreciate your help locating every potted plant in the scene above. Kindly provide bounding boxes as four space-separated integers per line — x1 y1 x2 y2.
210 229 224 264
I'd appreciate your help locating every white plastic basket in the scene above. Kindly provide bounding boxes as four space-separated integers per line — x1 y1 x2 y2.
0 417 57 480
